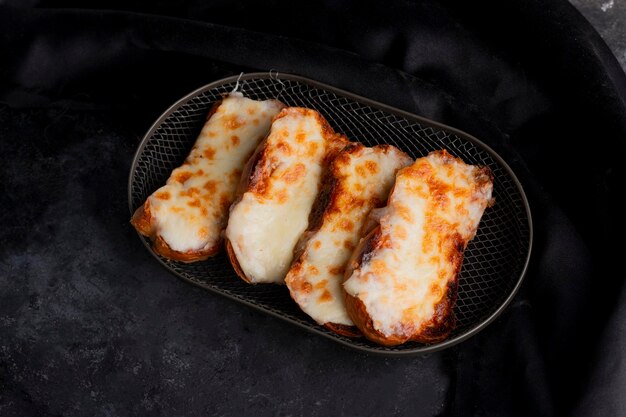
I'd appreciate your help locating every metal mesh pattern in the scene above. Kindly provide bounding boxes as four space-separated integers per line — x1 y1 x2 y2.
128 73 531 355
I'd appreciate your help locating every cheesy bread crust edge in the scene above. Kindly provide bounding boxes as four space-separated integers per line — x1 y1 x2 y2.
343 227 461 345
287 143 410 337
225 107 347 284
343 150 494 346
130 100 225 263
131 201 221 262
131 95 285 263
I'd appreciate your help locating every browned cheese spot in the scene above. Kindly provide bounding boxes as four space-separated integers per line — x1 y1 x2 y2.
453 188 470 199
170 206 184 213
395 204 414 223
223 115 244 130
203 180 218 194
308 265 320 276
229 169 243 182
276 141 292 156
295 131 307 143
307 141 319 157
201 207 209 216
314 279 328 290
430 283 442 298
207 131 217 138
428 179 451 210
405 159 433 179
394 224 408 240
328 266 345 275
155 190 170 200
281 163 306 184
275 189 289 204
313 240 322 250
354 182 365 192
231 135 240 146
319 290 333 303
365 160 379 174
198 227 208 239
343 240 355 251
288 262 304 278
187 199 201 208
371 259 389 275
293 278 313 294
423 215 450 254
401 306 418 322
455 203 469 216
174 171 193 184
204 147 216 160
355 165 366 177
247 107 257 115
252 118 260 126
339 219 354 232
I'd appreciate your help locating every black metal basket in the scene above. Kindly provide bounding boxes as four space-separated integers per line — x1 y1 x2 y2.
128 72 532 355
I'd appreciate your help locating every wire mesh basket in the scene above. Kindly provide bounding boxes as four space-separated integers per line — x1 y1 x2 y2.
128 72 532 355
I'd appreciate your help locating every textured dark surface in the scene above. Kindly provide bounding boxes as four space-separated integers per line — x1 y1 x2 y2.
1 1 626 416
571 0 626 71
0 106 451 416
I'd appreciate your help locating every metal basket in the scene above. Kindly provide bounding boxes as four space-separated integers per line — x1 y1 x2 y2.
128 72 532 355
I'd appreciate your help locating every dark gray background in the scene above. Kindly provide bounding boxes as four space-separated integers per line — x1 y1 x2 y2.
1 2 625 416
571 0 626 71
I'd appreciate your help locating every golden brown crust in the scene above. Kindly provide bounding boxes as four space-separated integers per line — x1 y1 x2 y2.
225 238 253 284
236 136 270 201
343 151 492 346
344 226 459 346
131 201 219 263
129 99 231 263
344 292 409 346
323 322 361 338
343 226 401 344
153 235 219 263
343 225 421 346
285 258 361 338
227 107 348 284
130 202 154 237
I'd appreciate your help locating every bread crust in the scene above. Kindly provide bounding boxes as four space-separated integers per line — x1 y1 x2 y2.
343 225 459 345
343 151 493 346
323 322 362 338
131 201 220 263
225 237 253 284
131 199 222 263
287 143 413 337
226 107 348 284
131 96 285 263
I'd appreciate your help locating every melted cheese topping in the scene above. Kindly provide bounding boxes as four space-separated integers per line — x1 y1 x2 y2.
146 93 284 253
344 150 493 338
285 145 412 325
225 108 347 283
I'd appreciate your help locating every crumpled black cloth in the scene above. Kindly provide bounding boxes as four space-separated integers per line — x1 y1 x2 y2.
1 1 625 416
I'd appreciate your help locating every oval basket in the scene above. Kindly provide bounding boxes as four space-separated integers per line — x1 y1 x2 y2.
128 72 532 355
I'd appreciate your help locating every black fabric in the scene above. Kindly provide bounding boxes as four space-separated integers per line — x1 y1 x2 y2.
1 1 625 416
